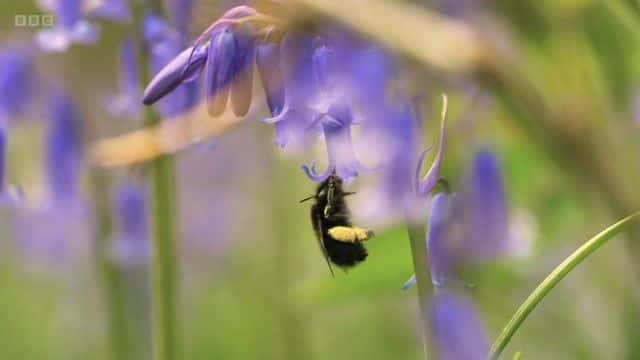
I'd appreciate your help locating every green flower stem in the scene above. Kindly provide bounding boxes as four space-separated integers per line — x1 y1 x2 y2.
405 217 434 359
90 169 132 360
132 2 178 360
489 212 640 359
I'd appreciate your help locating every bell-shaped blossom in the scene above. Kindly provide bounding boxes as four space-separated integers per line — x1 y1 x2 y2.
262 32 320 150
429 291 490 360
110 182 150 267
45 90 83 204
143 14 201 119
303 103 367 182
104 38 141 119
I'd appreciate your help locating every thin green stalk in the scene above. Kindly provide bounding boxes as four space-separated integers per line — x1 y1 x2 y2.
132 1 178 359
90 169 132 360
405 217 433 359
489 212 640 359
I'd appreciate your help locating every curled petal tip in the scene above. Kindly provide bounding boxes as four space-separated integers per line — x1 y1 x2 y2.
402 274 417 290
416 96 447 197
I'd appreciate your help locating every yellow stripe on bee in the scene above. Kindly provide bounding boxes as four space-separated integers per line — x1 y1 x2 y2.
328 226 375 243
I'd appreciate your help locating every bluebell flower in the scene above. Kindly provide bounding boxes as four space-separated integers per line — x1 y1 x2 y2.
429 290 489 360
37 0 100 52
262 32 319 151
110 182 150 267
0 47 35 122
45 90 83 204
104 38 141 120
404 149 511 290
142 6 262 117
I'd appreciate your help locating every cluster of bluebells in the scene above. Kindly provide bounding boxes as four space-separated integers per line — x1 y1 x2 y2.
142 5 445 225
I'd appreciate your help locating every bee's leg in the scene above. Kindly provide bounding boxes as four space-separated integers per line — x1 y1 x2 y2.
328 226 375 243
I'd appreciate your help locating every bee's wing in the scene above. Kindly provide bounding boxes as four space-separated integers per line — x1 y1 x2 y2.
315 211 335 277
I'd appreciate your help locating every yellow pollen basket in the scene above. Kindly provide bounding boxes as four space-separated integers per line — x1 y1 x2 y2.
327 226 375 243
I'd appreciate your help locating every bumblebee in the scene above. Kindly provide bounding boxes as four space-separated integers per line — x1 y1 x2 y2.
300 172 374 275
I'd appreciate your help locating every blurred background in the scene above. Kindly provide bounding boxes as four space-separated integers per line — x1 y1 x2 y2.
1 0 640 359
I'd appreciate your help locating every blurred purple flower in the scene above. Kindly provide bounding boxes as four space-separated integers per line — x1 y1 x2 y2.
110 181 150 267
87 0 131 23
0 126 21 206
105 38 141 120
45 90 83 204
429 290 489 360
165 0 195 39
0 47 35 122
462 150 509 260
37 0 100 52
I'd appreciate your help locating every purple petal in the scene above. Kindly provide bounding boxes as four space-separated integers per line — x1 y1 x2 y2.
428 193 453 287
230 25 255 116
417 95 448 197
142 43 208 105
465 150 509 259
205 29 236 116
402 274 417 290
256 42 284 116
429 291 489 360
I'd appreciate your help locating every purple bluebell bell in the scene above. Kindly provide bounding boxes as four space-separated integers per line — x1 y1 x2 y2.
262 32 319 151
429 290 490 360
143 14 202 119
105 38 141 119
45 90 83 204
36 0 100 52
111 182 150 267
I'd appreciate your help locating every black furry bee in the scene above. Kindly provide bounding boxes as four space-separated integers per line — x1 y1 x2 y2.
300 172 374 275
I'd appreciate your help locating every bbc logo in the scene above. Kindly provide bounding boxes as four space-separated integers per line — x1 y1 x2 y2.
14 14 55 28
